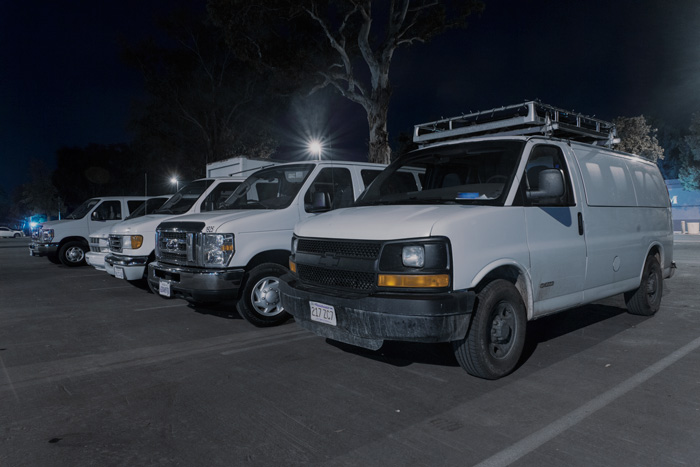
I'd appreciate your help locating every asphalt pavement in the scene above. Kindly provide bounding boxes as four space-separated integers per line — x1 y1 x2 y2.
1 235 700 466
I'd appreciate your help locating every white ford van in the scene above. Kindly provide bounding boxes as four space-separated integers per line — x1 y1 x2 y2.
279 102 675 379
30 196 151 266
147 160 387 326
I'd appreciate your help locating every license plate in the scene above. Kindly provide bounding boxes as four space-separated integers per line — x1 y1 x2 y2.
159 280 171 297
309 301 336 326
114 266 125 279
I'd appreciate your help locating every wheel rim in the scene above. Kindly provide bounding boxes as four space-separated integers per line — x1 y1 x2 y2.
250 276 283 316
645 268 660 304
66 246 85 263
489 301 517 359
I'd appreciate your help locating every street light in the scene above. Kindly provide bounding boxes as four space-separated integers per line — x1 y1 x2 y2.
308 140 323 160
170 177 179 192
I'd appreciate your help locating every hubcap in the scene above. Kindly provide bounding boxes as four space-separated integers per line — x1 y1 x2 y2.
646 271 659 302
251 276 283 316
489 302 517 358
66 246 84 263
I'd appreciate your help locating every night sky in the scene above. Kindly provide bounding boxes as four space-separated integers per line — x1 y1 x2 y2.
2 0 699 197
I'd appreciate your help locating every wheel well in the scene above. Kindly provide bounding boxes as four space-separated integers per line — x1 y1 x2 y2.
59 236 89 248
648 244 662 264
245 250 290 272
475 265 532 318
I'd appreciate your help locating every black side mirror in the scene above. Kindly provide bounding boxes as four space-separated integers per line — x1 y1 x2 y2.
526 169 564 201
310 191 331 212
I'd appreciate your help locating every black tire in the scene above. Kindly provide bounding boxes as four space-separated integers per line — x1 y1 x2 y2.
452 279 527 380
58 241 87 267
236 263 290 327
625 255 663 316
13 233 20 238
47 253 61 264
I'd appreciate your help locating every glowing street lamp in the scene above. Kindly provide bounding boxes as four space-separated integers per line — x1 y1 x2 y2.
308 140 323 160
170 177 179 191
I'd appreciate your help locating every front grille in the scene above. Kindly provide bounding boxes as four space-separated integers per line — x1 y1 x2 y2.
297 264 375 291
297 239 381 259
90 245 101 253
109 235 123 253
156 230 191 265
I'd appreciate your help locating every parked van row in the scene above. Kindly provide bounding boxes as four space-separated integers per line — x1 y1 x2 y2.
29 102 675 380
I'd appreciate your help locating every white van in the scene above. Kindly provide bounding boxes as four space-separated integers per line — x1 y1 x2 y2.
279 102 675 379
104 177 247 282
147 160 387 326
30 196 151 266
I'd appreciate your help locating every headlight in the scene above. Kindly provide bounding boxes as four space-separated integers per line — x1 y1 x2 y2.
42 229 54 242
202 233 234 267
291 237 299 255
402 245 425 268
378 238 451 290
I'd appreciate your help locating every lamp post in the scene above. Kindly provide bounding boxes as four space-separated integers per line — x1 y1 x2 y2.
170 177 179 192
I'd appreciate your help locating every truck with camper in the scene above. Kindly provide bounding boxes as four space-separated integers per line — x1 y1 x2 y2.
279 101 675 380
30 196 152 266
147 160 388 326
85 196 171 272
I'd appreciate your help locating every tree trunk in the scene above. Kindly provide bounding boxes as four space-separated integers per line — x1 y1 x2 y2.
367 86 392 165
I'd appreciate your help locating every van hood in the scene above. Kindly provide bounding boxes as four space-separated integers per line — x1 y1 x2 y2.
294 205 490 240
110 214 171 235
162 210 286 233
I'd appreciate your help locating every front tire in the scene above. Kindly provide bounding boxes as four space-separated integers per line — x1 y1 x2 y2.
236 263 290 327
452 280 527 380
58 241 87 267
625 254 663 316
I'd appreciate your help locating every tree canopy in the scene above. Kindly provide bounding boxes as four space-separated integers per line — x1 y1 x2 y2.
208 0 484 164
613 115 664 163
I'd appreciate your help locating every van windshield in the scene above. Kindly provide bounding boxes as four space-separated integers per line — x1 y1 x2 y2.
222 164 314 210
126 197 170 219
357 140 525 207
65 199 100 219
155 180 215 215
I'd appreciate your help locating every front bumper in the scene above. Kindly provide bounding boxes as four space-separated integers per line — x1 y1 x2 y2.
29 242 58 257
85 251 107 271
148 261 245 302
106 254 149 281
279 274 475 350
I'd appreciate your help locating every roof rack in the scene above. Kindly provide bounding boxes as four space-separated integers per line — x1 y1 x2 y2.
413 101 619 147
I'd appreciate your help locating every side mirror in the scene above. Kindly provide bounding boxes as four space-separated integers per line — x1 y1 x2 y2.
91 211 102 221
526 169 564 201
309 191 331 213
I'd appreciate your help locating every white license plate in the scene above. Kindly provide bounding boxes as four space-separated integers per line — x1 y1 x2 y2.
159 280 171 297
309 301 336 326
114 266 125 280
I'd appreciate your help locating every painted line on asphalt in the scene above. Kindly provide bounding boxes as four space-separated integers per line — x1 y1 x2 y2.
474 334 700 467
220 334 315 355
134 303 188 311
89 285 134 291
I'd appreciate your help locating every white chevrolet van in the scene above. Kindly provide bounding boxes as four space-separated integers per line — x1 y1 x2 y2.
280 102 675 379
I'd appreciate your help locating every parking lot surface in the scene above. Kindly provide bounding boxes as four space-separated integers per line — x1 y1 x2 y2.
2 236 700 466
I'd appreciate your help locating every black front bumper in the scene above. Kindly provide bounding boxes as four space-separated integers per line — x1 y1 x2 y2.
279 274 475 350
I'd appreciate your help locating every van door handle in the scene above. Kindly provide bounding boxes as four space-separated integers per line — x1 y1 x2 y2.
578 212 584 235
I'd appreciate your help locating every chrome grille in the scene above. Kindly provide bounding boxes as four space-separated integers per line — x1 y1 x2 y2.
156 230 192 265
109 235 123 253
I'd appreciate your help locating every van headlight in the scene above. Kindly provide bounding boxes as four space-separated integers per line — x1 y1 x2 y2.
41 229 54 242
378 238 451 290
202 233 234 267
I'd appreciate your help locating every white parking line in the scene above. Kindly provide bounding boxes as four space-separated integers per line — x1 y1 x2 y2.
474 335 700 467
134 303 187 311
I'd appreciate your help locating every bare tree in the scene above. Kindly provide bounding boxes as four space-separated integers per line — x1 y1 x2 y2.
209 0 484 164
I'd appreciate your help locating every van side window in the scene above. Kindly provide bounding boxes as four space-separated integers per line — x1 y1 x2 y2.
127 200 145 213
361 169 382 187
92 201 122 221
521 145 575 207
304 168 354 212
201 182 243 211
